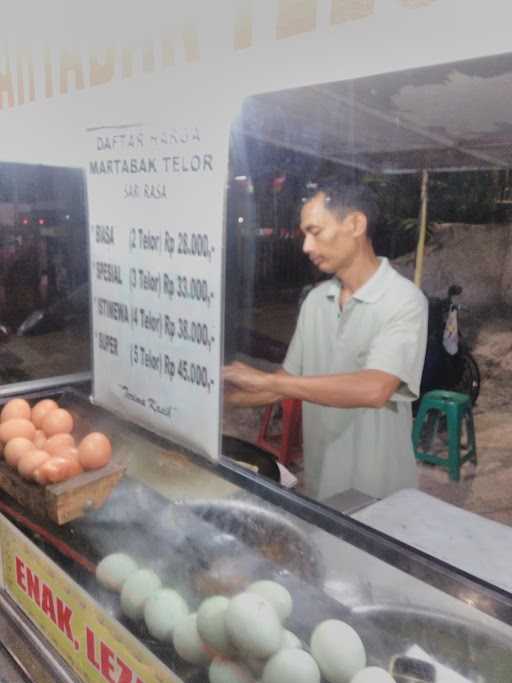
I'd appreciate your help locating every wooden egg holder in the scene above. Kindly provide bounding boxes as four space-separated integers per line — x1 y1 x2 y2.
0 460 125 525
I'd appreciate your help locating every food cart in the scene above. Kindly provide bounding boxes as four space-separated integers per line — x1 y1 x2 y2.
1 2 512 681
1 387 512 682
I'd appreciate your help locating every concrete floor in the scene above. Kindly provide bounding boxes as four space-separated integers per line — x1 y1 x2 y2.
417 408 512 526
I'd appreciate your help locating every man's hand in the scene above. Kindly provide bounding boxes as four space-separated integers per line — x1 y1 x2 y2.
223 361 273 393
222 363 286 407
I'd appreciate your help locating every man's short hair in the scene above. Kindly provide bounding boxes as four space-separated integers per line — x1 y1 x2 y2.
303 179 379 243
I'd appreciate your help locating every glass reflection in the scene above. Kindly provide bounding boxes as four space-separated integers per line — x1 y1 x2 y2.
0 163 89 383
222 51 512 512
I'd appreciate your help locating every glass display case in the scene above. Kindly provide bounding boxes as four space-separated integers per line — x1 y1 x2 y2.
0 388 511 683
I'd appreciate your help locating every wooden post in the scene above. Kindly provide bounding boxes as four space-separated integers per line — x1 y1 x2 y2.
414 169 429 287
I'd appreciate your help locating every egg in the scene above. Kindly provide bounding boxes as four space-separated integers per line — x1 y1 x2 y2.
225 592 283 659
4 437 35 467
0 419 36 443
31 399 59 428
37 456 83 484
45 433 75 455
1 399 31 423
246 657 267 678
173 613 211 665
192 555 249 597
120 569 162 620
209 657 256 683
263 649 321 683
78 432 112 470
247 580 293 622
144 588 189 641
197 596 235 657
41 408 74 436
17 450 51 479
54 446 80 460
310 620 366 683
33 465 51 485
281 630 302 650
350 668 396 683
33 430 47 450
95 553 139 592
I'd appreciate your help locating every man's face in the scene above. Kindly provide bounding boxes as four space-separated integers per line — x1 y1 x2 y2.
300 192 360 275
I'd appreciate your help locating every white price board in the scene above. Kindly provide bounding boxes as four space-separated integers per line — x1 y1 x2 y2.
86 104 230 461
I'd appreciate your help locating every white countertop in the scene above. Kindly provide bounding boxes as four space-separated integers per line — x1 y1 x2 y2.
353 488 512 594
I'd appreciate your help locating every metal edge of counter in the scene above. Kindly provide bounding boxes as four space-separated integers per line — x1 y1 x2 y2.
0 590 78 683
0 372 91 399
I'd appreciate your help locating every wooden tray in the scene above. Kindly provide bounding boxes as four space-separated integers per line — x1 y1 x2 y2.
0 460 125 525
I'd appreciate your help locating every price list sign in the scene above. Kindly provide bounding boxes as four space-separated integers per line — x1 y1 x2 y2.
85 113 229 460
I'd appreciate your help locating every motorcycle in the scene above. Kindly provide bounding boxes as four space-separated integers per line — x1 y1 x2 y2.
418 284 480 407
16 283 89 337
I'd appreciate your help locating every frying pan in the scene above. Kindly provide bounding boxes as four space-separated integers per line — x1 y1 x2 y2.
221 434 280 482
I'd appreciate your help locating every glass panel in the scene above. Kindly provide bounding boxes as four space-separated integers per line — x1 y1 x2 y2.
0 163 90 383
223 51 512 512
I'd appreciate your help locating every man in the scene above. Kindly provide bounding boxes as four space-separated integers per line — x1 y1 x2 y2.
224 181 428 501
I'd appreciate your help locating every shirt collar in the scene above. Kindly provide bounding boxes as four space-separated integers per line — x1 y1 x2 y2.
325 257 392 304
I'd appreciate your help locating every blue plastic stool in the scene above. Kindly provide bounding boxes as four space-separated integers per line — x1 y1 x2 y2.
413 390 477 481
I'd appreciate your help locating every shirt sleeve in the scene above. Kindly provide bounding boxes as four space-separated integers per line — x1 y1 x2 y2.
282 301 306 376
364 290 428 401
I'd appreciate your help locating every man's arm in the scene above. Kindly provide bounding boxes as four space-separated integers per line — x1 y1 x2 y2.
272 369 400 408
223 365 289 407
223 362 400 409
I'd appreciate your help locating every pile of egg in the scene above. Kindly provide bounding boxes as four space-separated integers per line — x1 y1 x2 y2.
96 552 395 683
0 398 113 485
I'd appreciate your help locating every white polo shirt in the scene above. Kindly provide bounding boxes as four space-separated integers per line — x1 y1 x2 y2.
283 258 428 501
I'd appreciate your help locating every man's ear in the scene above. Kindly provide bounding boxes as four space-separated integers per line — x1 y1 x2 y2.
348 210 368 238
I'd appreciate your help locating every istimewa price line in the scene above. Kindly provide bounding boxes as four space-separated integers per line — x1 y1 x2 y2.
177 318 214 350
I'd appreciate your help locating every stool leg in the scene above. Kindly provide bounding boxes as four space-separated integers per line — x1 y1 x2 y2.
413 408 439 455
412 405 429 454
290 401 302 450
424 410 441 451
447 406 461 481
257 404 274 446
296 408 303 451
279 400 294 466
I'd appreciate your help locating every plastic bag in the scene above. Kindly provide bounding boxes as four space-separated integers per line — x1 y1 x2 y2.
443 304 459 355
